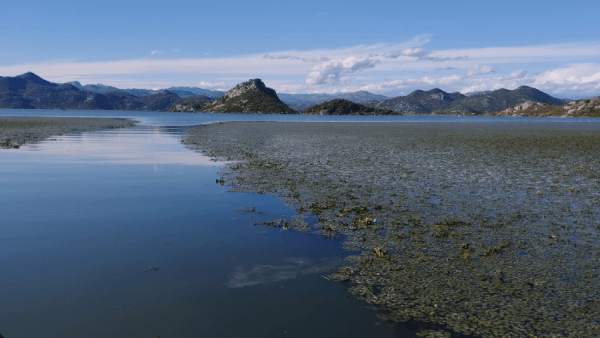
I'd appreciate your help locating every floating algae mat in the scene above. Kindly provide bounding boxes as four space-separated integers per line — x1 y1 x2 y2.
183 121 600 338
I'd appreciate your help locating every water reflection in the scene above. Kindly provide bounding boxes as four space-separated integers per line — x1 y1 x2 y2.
18 125 228 166
0 122 394 338
227 256 344 288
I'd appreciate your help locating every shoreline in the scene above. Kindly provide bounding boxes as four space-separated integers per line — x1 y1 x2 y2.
3 107 600 118
0 116 136 148
183 121 600 337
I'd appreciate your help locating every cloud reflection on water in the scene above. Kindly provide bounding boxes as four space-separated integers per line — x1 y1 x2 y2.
227 256 344 288
18 126 229 166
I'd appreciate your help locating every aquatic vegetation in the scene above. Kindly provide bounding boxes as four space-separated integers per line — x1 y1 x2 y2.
183 121 600 337
226 256 345 288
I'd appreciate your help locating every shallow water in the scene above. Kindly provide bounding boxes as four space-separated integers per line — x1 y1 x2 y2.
2 108 600 126
0 122 394 338
1 109 599 338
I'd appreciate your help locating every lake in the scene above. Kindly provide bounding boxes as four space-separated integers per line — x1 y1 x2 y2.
1 109 599 338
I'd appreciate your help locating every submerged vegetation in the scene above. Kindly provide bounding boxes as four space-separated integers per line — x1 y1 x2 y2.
183 121 600 337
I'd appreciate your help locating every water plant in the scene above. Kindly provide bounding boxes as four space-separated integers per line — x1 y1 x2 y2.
183 121 600 337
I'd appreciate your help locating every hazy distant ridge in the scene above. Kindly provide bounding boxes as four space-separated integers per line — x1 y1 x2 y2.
370 86 569 115
67 81 226 99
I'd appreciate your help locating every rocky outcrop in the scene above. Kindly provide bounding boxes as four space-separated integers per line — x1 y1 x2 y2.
197 79 296 114
489 97 600 117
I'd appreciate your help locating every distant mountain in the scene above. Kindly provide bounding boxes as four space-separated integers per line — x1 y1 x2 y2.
1 72 184 111
67 82 225 99
278 91 388 111
337 91 389 103
67 81 124 95
3 72 581 116
441 86 568 115
136 90 183 111
372 88 465 115
489 97 600 118
16 72 57 87
168 95 213 112
302 99 398 115
464 90 492 97
166 87 225 99
192 79 296 114
371 86 569 115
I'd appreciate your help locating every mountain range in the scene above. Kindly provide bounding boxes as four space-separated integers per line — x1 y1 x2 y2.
66 80 388 111
0 72 187 111
0 72 586 116
67 81 225 99
0 73 390 112
368 86 569 115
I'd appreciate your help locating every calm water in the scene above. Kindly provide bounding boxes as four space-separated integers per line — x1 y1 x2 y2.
1 109 599 338
3 108 600 126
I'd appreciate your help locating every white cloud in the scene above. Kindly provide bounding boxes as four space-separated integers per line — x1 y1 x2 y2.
359 74 463 92
531 63 600 94
263 54 331 63
301 56 331 63
383 48 468 62
420 55 469 62
358 62 600 96
305 57 380 85
198 81 228 90
459 63 600 95
442 41 600 63
533 63 600 85
263 54 302 60
172 49 180 52
383 48 429 59
150 50 160 55
466 65 497 77
509 70 527 79
2 38 600 97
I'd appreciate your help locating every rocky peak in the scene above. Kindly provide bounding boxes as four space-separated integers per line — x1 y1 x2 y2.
194 79 295 114
16 72 57 87
223 79 277 100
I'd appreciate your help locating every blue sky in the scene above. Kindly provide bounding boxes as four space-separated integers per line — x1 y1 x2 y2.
1 0 600 97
